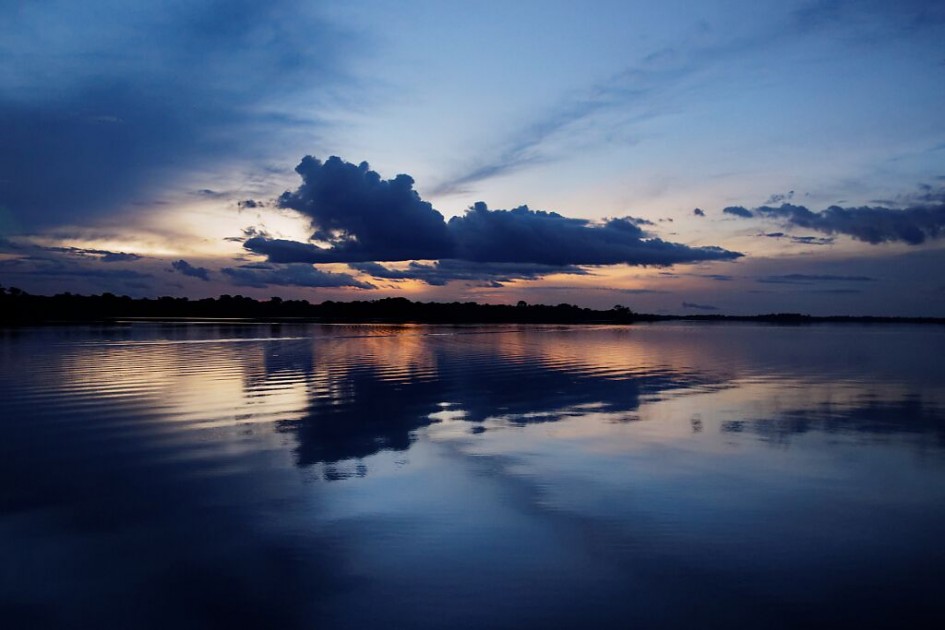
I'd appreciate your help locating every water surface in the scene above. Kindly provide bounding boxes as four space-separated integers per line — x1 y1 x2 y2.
2 323 944 627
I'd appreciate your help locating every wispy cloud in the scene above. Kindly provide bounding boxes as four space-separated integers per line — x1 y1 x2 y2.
761 232 835 246
430 1 945 196
430 49 699 195
757 274 877 284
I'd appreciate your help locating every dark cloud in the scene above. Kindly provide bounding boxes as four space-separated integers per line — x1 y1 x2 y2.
449 204 736 266
221 263 374 289
244 237 340 263
250 157 742 271
682 302 719 311
757 274 877 285
351 260 588 287
739 191 945 245
238 199 265 209
0 238 145 263
762 232 834 245
790 235 835 245
0 1 355 230
170 259 211 282
0 256 151 281
723 206 754 218
277 156 454 262
693 208 705 217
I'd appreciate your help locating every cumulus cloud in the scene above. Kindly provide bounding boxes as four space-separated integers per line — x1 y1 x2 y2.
249 156 742 273
221 263 374 289
350 260 588 287
731 188 945 245
170 259 211 281
277 156 453 262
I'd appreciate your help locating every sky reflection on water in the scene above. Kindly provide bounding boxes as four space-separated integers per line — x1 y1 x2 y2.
1 323 944 627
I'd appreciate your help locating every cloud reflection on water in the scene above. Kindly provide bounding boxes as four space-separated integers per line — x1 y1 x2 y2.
2 323 945 627
24 322 945 480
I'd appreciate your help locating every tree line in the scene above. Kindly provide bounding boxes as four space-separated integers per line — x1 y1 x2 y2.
2 286 942 325
0 287 640 324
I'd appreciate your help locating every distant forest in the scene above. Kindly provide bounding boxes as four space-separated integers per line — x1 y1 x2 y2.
1 286 943 325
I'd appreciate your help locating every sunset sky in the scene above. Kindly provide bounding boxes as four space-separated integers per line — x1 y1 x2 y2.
2 0 944 315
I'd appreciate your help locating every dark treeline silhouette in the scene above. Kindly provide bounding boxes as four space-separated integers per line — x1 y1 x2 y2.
0 286 637 324
1 286 943 325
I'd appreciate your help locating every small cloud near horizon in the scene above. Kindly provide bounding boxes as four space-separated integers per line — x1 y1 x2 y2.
221 263 374 289
170 259 211 282
682 301 719 311
757 274 877 285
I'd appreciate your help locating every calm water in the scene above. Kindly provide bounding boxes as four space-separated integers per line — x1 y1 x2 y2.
1 322 944 628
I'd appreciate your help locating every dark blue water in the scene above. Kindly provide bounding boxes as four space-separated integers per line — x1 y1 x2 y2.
1 323 944 628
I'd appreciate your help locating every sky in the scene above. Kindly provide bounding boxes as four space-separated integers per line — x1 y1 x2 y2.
2 0 944 315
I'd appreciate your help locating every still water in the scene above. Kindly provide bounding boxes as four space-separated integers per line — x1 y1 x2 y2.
1 322 944 628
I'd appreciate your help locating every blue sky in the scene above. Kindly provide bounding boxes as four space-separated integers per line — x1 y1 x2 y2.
2 0 944 315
